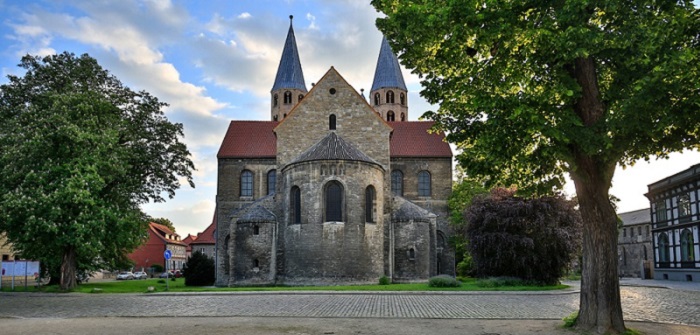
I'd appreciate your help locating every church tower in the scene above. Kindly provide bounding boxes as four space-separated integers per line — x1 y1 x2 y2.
370 37 408 122
271 15 307 121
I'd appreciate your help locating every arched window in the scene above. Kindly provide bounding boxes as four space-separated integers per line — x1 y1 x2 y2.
290 186 301 224
240 170 253 197
325 181 343 222
391 170 403 196
400 93 405 105
298 94 304 102
273 115 278 121
387 110 395 122
365 186 376 223
418 171 431 196
284 91 292 104
658 233 670 262
681 229 695 262
329 114 336 130
273 94 279 107
374 93 380 105
267 170 277 195
400 112 405 121
283 113 287 118
386 90 395 103
408 248 415 260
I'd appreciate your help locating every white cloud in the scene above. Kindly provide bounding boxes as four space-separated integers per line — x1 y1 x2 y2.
238 12 251 19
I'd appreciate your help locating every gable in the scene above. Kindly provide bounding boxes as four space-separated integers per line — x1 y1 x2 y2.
274 67 392 168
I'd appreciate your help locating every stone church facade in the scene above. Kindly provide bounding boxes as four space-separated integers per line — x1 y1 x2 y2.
215 18 454 286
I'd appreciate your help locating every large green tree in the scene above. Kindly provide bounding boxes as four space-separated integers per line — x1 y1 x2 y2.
372 1 700 333
0 53 195 290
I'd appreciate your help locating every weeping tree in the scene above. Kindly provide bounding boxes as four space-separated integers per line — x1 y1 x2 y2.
465 188 582 285
0 52 195 290
372 1 700 333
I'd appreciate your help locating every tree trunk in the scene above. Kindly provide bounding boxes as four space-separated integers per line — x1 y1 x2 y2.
60 246 77 290
571 157 626 334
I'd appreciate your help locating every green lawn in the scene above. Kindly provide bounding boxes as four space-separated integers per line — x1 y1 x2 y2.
1 277 569 294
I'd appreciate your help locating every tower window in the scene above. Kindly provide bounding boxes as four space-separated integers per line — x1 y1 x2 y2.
284 91 292 104
253 225 260 235
298 94 304 102
273 94 279 107
374 93 380 106
291 186 301 224
400 113 405 121
273 115 278 121
400 93 405 105
386 90 395 104
418 171 431 196
387 111 395 122
408 248 415 260
329 114 336 130
267 169 277 195
325 181 343 222
365 185 376 223
240 170 253 197
391 170 403 196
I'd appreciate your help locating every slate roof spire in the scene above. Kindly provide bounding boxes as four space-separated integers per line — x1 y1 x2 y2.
371 36 407 92
272 15 307 92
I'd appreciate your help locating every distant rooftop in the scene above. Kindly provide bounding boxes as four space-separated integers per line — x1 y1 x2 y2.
618 208 650 226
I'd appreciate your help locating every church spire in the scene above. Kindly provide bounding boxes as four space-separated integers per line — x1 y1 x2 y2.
371 36 407 92
272 15 307 92
270 15 307 121
370 37 408 122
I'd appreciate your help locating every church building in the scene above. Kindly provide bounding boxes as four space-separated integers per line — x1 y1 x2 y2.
215 17 454 286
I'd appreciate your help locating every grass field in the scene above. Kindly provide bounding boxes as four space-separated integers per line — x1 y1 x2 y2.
1 277 569 294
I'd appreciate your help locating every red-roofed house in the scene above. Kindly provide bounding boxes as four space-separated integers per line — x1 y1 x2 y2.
189 213 216 260
129 222 187 273
215 20 453 286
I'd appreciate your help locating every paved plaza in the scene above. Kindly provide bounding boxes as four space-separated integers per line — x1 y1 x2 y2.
0 284 698 325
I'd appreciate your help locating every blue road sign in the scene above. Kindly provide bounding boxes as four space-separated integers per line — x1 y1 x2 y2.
164 249 172 260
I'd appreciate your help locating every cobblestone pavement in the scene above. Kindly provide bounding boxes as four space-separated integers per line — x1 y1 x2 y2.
0 286 698 327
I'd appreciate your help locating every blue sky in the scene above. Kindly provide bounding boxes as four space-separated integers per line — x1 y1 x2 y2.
1 0 699 237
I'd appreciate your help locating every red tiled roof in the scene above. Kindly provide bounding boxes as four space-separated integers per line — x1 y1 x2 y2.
217 121 279 158
190 213 216 245
217 120 450 159
389 121 452 158
149 222 187 246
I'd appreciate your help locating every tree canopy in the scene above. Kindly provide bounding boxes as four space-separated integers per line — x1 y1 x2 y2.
0 52 195 290
372 1 700 333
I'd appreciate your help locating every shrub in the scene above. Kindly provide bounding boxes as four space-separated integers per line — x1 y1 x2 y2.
157 279 165 284
476 276 532 288
428 275 461 287
465 188 582 285
184 250 215 286
150 264 164 273
378 276 391 285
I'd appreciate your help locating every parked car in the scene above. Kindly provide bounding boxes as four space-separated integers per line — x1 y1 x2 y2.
174 270 183 278
159 271 173 278
133 271 148 280
116 272 135 280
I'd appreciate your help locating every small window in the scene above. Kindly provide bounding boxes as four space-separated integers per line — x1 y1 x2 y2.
386 90 395 104
418 171 431 196
623 228 626 237
253 259 259 268
273 115 278 121
679 194 691 222
646 226 650 236
325 181 343 222
655 200 667 224
408 248 415 260
1 254 8 261
400 93 405 105
253 225 260 235
298 94 304 102
329 88 336 95
391 170 403 196
637 227 641 236
681 229 695 262
273 94 279 107
283 113 287 118
387 110 395 122
267 170 277 195
365 186 376 223
374 93 380 105
329 114 336 130
284 91 292 104
658 233 670 262
240 170 253 197
291 186 301 224
400 112 405 121
631 228 634 237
